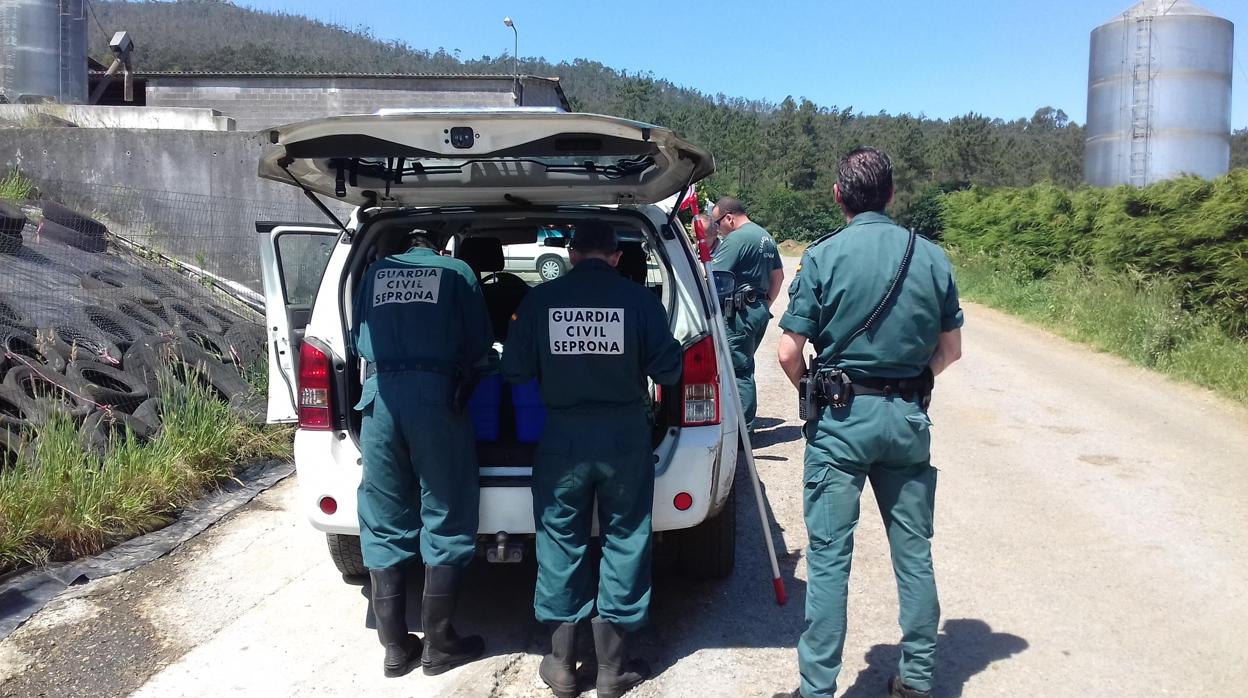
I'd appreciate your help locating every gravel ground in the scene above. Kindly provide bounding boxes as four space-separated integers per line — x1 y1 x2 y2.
2 256 1246 697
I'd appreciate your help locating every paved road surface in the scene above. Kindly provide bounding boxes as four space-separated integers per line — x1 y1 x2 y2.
3 256 1247 697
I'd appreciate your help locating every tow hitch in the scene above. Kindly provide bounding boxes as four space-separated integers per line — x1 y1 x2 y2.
484 531 524 563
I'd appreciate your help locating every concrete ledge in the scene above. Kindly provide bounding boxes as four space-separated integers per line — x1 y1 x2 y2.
0 105 235 131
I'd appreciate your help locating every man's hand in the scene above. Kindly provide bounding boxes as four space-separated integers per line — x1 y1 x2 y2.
929 328 962 377
777 331 808 388
767 268 785 309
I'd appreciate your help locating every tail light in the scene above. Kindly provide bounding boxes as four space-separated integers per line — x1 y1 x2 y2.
298 341 333 430
680 335 720 426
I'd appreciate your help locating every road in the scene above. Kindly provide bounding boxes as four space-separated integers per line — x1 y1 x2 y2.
3 256 1248 697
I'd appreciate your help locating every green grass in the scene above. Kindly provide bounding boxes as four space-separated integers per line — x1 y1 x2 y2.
0 378 293 574
953 250 1248 404
0 170 33 202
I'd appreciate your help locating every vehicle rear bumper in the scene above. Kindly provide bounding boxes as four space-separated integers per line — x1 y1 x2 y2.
294 423 726 537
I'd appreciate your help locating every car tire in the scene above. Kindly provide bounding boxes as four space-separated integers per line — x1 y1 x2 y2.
0 426 27 472
0 327 68 374
66 361 149 413
0 386 38 438
0 200 27 235
123 335 249 402
38 219 107 253
0 231 21 255
177 324 236 364
44 324 124 367
79 305 149 350
0 294 35 335
536 254 567 281
326 533 369 579
3 365 94 423
40 201 108 238
224 322 267 372
203 304 254 333
79 269 133 291
673 481 737 581
0 201 26 255
80 408 156 455
163 297 226 335
131 397 164 433
112 296 173 333
228 392 266 425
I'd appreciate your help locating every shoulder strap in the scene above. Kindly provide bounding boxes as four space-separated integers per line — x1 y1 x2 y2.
822 229 917 365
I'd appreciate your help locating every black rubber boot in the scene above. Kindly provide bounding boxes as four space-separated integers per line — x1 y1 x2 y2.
591 617 649 698
539 622 580 698
369 566 422 678
889 676 933 698
420 564 485 675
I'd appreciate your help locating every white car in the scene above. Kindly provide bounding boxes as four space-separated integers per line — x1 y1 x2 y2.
255 109 739 580
503 226 571 281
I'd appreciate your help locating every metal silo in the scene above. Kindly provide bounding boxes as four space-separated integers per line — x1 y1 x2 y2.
1085 0 1234 187
0 0 89 104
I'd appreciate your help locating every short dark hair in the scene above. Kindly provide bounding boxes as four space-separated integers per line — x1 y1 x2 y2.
836 147 894 215
407 230 437 250
570 220 618 255
713 197 746 216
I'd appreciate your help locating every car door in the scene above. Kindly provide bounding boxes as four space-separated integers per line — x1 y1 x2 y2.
257 222 340 423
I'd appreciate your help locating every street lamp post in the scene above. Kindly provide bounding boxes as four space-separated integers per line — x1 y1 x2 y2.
503 16 519 97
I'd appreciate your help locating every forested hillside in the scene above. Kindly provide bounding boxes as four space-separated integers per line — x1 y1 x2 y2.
91 0 1247 240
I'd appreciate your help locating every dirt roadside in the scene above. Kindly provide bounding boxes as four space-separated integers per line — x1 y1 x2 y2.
2 255 1246 697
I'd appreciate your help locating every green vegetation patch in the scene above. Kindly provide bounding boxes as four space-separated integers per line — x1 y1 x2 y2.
954 250 1248 404
0 380 293 574
942 171 1248 337
0 170 33 203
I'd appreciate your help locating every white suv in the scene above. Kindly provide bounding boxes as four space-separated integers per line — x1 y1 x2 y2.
255 109 739 580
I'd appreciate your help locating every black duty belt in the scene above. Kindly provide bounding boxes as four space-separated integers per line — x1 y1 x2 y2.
851 373 932 402
364 360 457 379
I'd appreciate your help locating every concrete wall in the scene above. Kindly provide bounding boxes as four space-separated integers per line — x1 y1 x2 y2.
145 75 565 132
0 104 234 130
0 127 337 291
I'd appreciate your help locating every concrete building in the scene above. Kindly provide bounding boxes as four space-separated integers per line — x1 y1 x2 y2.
88 71 570 131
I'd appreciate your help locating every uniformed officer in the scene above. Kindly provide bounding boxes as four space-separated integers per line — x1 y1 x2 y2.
775 148 963 698
710 197 784 432
501 221 682 698
352 231 493 678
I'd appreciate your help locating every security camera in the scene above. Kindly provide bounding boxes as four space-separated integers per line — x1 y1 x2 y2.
109 31 134 55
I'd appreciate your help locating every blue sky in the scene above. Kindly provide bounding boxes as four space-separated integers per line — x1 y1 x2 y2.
243 0 1247 128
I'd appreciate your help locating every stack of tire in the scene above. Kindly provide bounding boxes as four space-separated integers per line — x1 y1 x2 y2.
0 202 270 470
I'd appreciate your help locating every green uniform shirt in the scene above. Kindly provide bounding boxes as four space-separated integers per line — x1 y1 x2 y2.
779 212 963 379
712 221 783 295
501 259 683 412
352 247 493 373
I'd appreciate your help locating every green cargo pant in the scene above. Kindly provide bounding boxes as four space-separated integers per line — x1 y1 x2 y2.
356 371 480 570
799 395 940 697
531 409 654 632
726 300 771 430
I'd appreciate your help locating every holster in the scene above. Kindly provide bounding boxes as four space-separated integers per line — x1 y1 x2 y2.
798 368 854 420
450 368 481 414
731 285 759 312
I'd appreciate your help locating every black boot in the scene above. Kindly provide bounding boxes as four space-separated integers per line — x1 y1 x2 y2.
539 622 580 698
591 617 649 698
420 564 485 675
369 566 422 678
889 676 933 698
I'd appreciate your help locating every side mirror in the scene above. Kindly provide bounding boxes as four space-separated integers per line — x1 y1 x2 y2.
712 270 736 300
543 236 568 248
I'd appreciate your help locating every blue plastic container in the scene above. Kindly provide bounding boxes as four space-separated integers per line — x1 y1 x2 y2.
467 374 503 442
512 379 547 443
